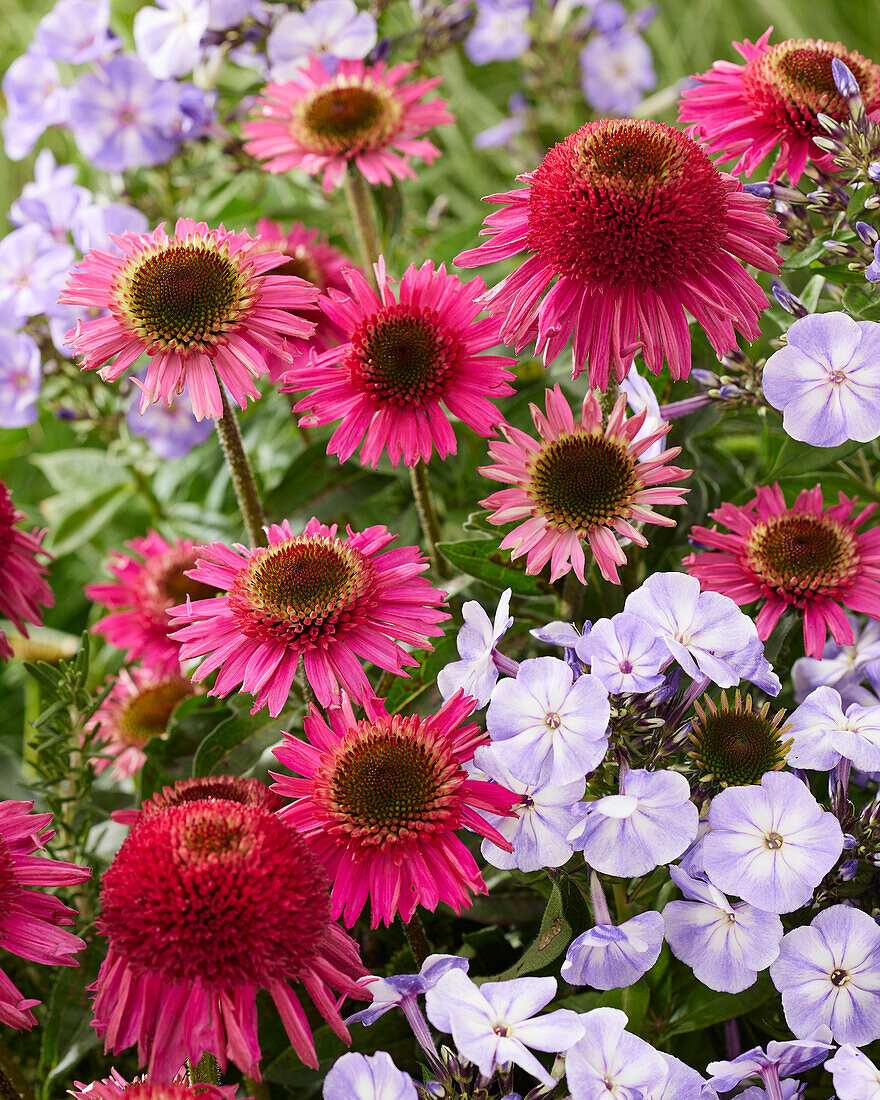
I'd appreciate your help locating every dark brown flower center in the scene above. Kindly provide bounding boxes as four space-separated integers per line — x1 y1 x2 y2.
530 432 638 533
275 248 322 287
746 513 858 603
119 679 193 746
830 967 850 987
155 556 217 608
306 86 384 140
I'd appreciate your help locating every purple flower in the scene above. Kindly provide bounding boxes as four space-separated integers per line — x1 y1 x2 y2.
485 656 610 784
0 225 75 325
578 612 669 694
662 865 783 994
762 313 880 447
474 93 528 150
9 151 91 244
2 54 68 160
826 1044 880 1098
787 686 880 772
437 587 515 707
703 771 844 914
167 82 216 140
0 332 42 429
707 1038 832 1093
267 0 378 81
565 1007 669 1100
562 911 664 990
31 0 117 64
425 971 584 1089
126 388 213 459
579 30 656 114
324 1051 417 1100
625 572 781 695
620 366 666 459
568 768 699 877
589 0 627 34
465 0 531 65
67 54 181 173
792 616 880 705
209 0 264 31
737 1085 802 1100
655 1052 712 1100
770 905 880 1045
349 955 469 1027
134 0 210 79
72 202 150 257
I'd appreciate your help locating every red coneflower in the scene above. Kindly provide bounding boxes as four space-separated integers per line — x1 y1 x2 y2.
0 479 53 662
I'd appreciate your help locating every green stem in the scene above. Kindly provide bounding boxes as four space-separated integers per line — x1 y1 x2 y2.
343 163 382 278
243 1079 270 1100
409 461 448 578
0 1038 34 1100
400 911 432 968
215 385 266 547
188 1054 221 1085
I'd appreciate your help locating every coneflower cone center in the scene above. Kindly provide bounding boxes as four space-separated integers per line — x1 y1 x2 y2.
301 84 398 152
155 555 217 608
348 306 461 407
526 119 728 288
746 513 857 599
118 679 193 745
122 244 249 353
275 248 322 288
530 432 638 532
691 711 786 786
141 776 282 816
326 721 461 845
124 1086 208 1100
230 537 377 646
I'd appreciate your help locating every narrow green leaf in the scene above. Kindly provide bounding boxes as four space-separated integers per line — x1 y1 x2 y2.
664 973 775 1036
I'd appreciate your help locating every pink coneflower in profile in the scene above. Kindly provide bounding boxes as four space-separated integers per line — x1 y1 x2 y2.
480 385 690 585
90 797 367 1080
242 57 454 192
679 30 880 184
271 692 516 927
253 217 353 382
283 257 515 467
59 217 319 420
87 667 196 780
455 118 783 390
111 775 283 830
168 517 448 714
0 479 53 662
685 483 880 658
0 801 90 1030
70 1070 242 1100
86 531 217 676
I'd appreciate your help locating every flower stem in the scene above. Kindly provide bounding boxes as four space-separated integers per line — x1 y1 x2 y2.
343 163 382 278
216 385 266 547
560 569 584 624
188 1054 221 1084
410 460 449 578
401 910 432 968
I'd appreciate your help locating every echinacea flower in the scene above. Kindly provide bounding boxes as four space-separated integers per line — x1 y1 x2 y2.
243 58 454 192
111 774 282 830
455 118 782 388
284 258 515 468
86 530 217 676
0 801 90 1029
685 483 880 659
168 518 448 714
686 690 792 789
270 692 517 926
679 29 880 184
90 796 368 1080
0 479 53 662
60 216 319 420
69 1071 242 1100
480 385 689 584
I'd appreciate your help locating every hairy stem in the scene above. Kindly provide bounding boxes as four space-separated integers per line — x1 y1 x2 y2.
401 911 432 968
410 461 449 578
343 163 381 278
216 385 266 547
188 1054 221 1085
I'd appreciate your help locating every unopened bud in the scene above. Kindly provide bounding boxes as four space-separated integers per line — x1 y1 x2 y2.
770 278 809 318
856 221 879 246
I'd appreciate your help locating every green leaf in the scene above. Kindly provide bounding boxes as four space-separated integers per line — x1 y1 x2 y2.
809 260 865 285
437 538 552 596
560 982 651 1033
766 435 861 481
383 634 460 714
491 884 572 979
191 698 272 777
664 973 776 1037
31 448 129 494
843 282 880 321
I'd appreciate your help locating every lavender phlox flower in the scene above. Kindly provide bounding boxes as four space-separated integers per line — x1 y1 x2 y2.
0 332 42 429
770 904 880 1045
762 313 880 447
826 1043 880 1098
474 92 528 150
437 588 516 707
579 29 656 115
706 1037 832 1094
792 616 880 705
620 367 665 458
787 686 880 772
625 573 781 695
485 656 610 785
866 240 880 281
470 748 584 871
324 1051 417 1100
2 54 68 160
578 612 669 695
737 1084 802 1100
677 819 710 877
31 0 117 64
166 82 216 140
208 0 264 31
425 971 585 1089
662 865 783 994
465 0 531 65
0 225 75 325
267 0 377 80
655 1052 714 1100
568 768 699 877
565 1007 669 1100
72 203 150 257
703 771 844 914
588 0 627 33
126 388 213 459
529 619 591 679
134 0 210 79
67 54 181 173
10 184 91 246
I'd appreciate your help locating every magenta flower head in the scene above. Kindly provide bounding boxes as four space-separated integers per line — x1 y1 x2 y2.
60 216 319 421
284 257 515 468
762 313 880 447
69 1074 243 1100
480 385 690 584
169 517 448 714
0 479 53 663
455 118 783 389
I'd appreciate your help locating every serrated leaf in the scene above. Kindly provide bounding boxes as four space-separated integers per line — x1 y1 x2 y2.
437 538 551 596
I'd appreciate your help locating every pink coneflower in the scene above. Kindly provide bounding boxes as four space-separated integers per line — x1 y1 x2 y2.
455 118 783 390
684 483 880 658
168 517 448 714
0 801 90 1030
111 775 283 830
679 30 880 184
253 217 353 383
0 479 53 662
87 667 197 780
480 385 690 585
70 1070 241 1100
59 217 319 420
86 531 217 676
283 257 515 467
90 798 367 1080
242 57 454 192
271 692 516 927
